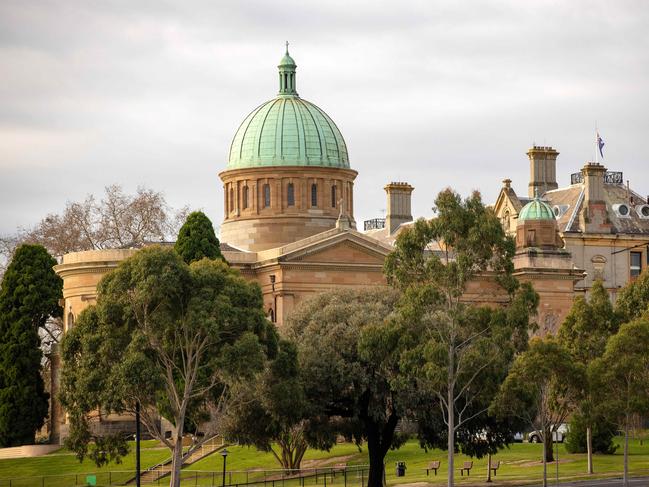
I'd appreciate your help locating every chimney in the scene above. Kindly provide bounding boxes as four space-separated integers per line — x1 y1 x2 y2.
580 162 611 233
527 146 559 198
384 182 414 234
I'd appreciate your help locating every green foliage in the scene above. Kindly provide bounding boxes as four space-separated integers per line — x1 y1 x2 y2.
493 337 583 467
384 189 517 295
591 319 649 423
222 340 310 469
0 244 62 447
564 412 617 455
557 280 620 469
286 287 407 487
59 246 277 486
174 211 224 264
558 280 619 364
384 189 535 485
616 269 649 322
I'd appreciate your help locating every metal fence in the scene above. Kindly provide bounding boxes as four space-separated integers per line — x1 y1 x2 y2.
0 465 370 487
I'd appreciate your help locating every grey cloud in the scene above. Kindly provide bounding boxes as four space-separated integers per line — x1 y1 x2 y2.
1 0 648 237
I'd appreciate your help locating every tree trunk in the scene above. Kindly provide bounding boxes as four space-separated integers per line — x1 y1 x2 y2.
169 431 184 487
363 411 398 487
586 425 593 474
623 417 629 487
544 425 554 462
447 345 454 487
542 434 547 487
486 452 492 483
367 436 386 487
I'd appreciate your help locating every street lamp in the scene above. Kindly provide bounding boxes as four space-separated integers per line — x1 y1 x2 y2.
221 448 229 487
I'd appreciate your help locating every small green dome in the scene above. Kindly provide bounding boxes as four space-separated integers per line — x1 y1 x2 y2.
519 195 555 222
227 46 350 170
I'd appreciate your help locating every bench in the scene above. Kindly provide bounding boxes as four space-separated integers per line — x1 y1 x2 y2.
424 461 440 476
459 461 473 476
489 460 501 476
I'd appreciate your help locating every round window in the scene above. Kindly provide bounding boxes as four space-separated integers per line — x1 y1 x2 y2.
618 204 629 216
642 206 649 217
553 206 560 217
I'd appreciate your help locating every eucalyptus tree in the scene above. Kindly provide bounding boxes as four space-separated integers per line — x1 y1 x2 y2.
384 188 534 487
591 319 649 487
493 338 582 487
60 246 277 487
557 280 619 473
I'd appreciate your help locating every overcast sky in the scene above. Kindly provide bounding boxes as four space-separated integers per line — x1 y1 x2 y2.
1 0 648 237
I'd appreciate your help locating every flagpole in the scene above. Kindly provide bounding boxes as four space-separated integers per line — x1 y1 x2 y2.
595 123 598 164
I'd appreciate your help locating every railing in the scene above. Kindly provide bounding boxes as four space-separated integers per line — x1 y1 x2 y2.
363 219 385 231
0 465 371 487
570 171 623 185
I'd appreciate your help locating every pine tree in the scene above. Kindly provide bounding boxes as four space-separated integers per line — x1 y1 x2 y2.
174 211 224 264
0 244 62 446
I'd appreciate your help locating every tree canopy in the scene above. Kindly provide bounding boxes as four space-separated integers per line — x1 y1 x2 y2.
591 318 649 487
0 244 62 446
175 211 224 264
59 246 277 487
222 340 310 470
493 337 583 487
557 280 620 469
384 188 533 487
286 287 409 487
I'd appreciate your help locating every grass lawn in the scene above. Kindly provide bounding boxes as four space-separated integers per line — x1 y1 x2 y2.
2 437 649 486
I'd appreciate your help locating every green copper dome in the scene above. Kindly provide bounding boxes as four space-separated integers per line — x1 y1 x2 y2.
227 46 350 170
519 194 555 222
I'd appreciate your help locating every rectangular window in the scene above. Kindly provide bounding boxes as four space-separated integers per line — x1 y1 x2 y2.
263 184 271 208
631 251 642 278
287 183 295 206
331 185 337 208
311 183 318 207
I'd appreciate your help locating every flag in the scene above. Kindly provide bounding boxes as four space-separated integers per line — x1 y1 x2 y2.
597 131 605 158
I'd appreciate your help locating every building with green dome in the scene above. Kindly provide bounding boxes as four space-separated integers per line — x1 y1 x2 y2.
219 46 358 252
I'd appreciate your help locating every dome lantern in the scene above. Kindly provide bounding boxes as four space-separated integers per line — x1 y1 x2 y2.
278 42 297 96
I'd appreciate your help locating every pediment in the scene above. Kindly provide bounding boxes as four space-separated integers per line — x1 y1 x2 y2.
278 232 390 265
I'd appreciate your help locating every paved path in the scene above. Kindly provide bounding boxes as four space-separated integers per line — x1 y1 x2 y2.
529 476 649 486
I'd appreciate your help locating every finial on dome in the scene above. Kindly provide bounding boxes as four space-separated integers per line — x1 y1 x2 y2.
278 43 298 96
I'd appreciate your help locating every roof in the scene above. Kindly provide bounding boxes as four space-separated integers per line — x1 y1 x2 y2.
545 183 649 234
228 97 349 169
227 48 349 170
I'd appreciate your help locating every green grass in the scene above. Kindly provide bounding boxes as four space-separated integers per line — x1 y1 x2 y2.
3 437 649 486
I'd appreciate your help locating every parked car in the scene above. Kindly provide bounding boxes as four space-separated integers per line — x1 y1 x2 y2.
513 432 524 442
527 423 569 443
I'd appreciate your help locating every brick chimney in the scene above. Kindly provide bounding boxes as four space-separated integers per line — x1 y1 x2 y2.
579 162 611 233
384 182 414 234
527 146 559 198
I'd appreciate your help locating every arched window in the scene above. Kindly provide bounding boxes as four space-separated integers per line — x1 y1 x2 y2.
311 183 318 207
331 185 337 208
287 183 295 206
268 308 275 323
263 184 271 208
229 188 234 212
67 312 75 330
242 186 249 209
